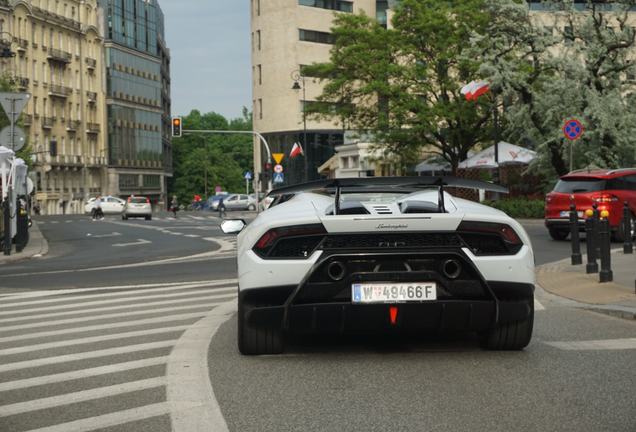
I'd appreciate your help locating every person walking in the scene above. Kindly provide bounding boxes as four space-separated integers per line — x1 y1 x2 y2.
217 196 226 218
170 195 179 218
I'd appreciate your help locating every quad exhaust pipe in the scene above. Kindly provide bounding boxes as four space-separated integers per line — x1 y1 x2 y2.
327 261 347 281
442 259 462 279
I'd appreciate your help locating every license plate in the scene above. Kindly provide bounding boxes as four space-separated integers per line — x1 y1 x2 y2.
352 282 437 304
560 211 583 218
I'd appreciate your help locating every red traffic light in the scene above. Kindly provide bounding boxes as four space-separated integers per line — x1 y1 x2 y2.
264 162 272 171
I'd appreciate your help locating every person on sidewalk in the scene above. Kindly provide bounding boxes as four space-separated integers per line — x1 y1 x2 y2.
217 196 226 218
170 195 179 218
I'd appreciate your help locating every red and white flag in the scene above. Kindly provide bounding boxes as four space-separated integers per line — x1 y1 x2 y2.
460 80 490 101
290 142 304 158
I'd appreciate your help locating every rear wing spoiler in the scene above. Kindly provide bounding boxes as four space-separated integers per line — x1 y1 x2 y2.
266 176 508 215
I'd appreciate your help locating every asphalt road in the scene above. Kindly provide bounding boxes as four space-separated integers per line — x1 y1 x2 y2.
0 215 634 432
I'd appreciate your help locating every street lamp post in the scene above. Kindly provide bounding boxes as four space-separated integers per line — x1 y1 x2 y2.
291 70 309 182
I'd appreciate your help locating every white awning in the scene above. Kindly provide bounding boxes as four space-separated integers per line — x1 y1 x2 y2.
458 142 536 169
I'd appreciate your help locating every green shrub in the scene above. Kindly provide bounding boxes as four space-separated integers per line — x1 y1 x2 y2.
483 199 545 219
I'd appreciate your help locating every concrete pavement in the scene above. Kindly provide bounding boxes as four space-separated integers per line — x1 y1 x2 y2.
0 221 48 265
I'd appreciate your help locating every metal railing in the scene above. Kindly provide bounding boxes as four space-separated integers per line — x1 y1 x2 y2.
86 91 97 102
86 122 100 133
85 57 97 68
42 116 55 128
21 114 32 125
66 120 80 131
47 48 72 63
49 83 72 97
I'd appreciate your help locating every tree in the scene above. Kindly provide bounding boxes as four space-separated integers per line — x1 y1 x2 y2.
468 0 636 182
0 73 32 166
170 109 253 204
304 0 495 172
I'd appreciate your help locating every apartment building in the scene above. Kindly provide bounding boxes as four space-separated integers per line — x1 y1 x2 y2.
251 0 393 185
98 0 171 207
6 0 106 215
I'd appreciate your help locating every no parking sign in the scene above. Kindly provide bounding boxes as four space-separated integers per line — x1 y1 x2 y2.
563 119 584 141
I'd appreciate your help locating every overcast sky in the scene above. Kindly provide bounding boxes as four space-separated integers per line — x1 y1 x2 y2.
161 1 251 120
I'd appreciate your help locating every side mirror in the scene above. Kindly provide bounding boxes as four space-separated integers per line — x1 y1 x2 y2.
221 219 246 234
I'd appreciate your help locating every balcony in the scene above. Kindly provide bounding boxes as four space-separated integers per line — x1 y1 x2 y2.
47 48 72 64
66 120 81 131
32 6 81 31
42 116 55 129
21 114 33 126
49 84 72 98
85 57 96 70
13 37 28 52
86 91 97 103
14 76 29 90
86 122 100 134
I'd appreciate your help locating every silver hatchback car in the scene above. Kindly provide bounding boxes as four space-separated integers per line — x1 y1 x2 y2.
122 196 152 220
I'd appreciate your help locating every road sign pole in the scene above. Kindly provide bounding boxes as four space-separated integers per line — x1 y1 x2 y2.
10 98 15 152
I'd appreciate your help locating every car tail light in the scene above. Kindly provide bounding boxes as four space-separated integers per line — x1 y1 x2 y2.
253 224 327 259
146 198 150 204
592 194 619 203
457 221 523 255
127 197 131 203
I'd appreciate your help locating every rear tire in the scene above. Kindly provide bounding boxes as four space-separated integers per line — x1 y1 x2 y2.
248 204 256 211
612 215 634 242
480 301 534 351
238 297 284 355
122 215 128 220
548 228 569 241
145 215 152 221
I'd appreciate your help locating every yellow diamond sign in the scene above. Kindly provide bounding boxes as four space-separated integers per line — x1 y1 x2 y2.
272 153 284 164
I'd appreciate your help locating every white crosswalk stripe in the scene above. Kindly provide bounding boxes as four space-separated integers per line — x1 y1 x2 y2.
0 282 237 431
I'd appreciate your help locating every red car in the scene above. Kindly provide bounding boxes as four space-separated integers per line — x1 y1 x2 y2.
545 168 636 241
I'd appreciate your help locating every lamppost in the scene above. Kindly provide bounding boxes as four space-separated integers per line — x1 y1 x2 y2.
291 70 309 182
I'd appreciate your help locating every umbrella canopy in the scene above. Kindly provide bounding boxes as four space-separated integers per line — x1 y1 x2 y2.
415 157 450 173
0 145 14 163
458 141 536 169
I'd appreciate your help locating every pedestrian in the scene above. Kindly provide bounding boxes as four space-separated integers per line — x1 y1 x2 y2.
170 195 179 218
217 196 226 218
92 196 104 221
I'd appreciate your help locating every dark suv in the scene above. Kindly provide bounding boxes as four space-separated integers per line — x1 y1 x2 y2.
544 168 636 241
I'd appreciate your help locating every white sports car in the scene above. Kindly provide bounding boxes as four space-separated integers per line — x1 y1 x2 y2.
222 177 535 355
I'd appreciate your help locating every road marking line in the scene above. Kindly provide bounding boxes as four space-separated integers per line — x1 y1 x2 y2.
0 357 169 392
112 239 152 247
534 299 545 311
169 232 184 235
91 232 122 238
0 326 191 356
184 234 200 238
50 221 59 224
168 300 236 432
0 311 217 344
0 292 235 324
0 280 237 307
0 341 177 373
545 338 636 351
0 378 166 417
189 216 205 220
21 402 171 432
0 299 235 332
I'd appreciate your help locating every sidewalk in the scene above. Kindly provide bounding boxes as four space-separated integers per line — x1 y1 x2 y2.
537 248 636 320
0 220 49 264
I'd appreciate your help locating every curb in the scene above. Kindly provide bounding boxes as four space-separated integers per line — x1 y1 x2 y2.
584 307 636 321
0 220 49 264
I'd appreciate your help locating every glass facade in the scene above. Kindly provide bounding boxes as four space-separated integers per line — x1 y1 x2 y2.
102 0 161 56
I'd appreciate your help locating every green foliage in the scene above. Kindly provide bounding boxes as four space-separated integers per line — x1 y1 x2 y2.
170 108 253 204
303 0 494 172
484 198 545 219
468 0 636 180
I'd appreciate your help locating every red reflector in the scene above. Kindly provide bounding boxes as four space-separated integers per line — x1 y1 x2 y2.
389 306 398 325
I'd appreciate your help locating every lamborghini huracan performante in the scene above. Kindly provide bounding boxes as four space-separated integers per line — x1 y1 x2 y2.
221 177 535 355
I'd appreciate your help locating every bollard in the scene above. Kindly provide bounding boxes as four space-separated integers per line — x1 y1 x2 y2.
570 201 582 265
585 210 598 274
599 212 613 283
623 201 633 254
592 202 600 256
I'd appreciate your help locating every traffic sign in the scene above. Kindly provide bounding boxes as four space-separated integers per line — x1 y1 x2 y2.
273 172 284 184
244 171 252 180
563 119 583 141
274 164 283 174
272 153 284 164
0 126 25 152
0 92 31 118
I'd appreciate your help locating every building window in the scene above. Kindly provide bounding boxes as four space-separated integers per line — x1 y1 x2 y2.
298 0 353 13
257 64 262 85
258 98 263 119
119 174 139 189
299 29 335 45
256 30 261 50
143 174 160 188
257 0 261 15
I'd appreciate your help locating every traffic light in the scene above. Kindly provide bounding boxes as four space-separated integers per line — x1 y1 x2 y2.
171 117 182 137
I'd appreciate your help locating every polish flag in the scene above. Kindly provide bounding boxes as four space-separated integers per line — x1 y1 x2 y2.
460 80 490 101
290 142 304 158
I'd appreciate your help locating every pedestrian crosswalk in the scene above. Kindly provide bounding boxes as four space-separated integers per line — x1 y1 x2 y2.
0 279 237 432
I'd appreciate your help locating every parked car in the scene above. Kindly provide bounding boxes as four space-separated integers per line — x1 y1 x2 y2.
544 168 636 241
122 196 152 220
223 193 257 211
207 193 230 211
84 196 125 215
